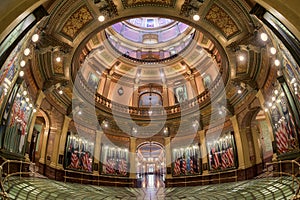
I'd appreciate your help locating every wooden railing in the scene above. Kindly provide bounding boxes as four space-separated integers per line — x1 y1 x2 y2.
64 169 135 187
0 160 36 199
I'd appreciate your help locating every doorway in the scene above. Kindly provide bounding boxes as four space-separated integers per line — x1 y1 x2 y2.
136 141 165 188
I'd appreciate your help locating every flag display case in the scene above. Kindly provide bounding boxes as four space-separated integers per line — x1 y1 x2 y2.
172 143 201 176
207 131 237 172
268 85 299 155
100 144 129 176
65 132 94 172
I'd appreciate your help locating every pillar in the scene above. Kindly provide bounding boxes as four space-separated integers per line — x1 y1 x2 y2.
103 75 111 98
93 130 103 175
251 126 263 164
198 130 208 174
132 85 139 107
256 89 277 160
56 116 71 169
162 85 169 107
25 90 45 161
164 137 172 178
129 137 136 178
230 115 251 169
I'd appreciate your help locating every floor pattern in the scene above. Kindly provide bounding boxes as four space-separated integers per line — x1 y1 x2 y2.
3 176 297 199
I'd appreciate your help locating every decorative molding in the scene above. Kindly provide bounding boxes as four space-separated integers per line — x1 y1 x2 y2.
180 0 204 17
61 6 94 39
93 0 118 18
205 4 239 38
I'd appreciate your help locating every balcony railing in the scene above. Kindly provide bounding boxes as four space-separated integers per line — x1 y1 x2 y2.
74 72 224 119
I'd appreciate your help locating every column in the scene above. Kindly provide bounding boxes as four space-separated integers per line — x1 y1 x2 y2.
93 130 103 175
103 75 111 98
25 90 45 161
251 126 262 164
230 115 251 169
49 129 61 169
129 137 136 178
256 90 276 160
162 85 169 107
39 117 49 164
164 137 172 178
56 116 71 169
132 85 139 107
198 130 208 174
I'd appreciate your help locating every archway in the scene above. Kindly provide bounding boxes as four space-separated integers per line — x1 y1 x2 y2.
136 141 165 188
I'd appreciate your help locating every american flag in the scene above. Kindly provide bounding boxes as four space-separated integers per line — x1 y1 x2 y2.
118 159 127 176
105 159 116 174
276 122 288 153
212 145 220 170
189 157 194 174
174 158 181 175
181 158 187 174
82 153 92 171
70 153 79 168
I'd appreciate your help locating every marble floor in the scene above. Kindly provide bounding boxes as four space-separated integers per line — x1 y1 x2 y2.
3 175 296 200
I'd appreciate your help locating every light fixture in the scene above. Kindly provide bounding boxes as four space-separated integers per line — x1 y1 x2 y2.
58 89 63 95
98 15 105 22
237 89 242 94
270 47 276 55
193 14 200 21
271 96 276 101
274 90 278 95
274 59 280 66
218 110 223 115
31 34 39 42
24 48 31 56
33 108 37 113
29 103 33 107
268 102 272 107
260 33 268 41
264 108 268 112
19 71 25 77
23 91 28 96
78 111 82 115
281 92 285 97
26 107 30 111
25 97 29 102
238 55 245 61
20 60 26 67
56 57 61 62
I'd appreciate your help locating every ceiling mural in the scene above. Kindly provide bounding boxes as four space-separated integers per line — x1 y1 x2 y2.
121 0 176 8
205 4 240 38
61 6 94 40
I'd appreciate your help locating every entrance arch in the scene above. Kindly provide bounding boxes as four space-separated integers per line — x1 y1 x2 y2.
136 141 165 188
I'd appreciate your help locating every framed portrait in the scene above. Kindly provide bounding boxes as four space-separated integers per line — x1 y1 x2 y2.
203 75 212 88
87 72 99 90
174 85 188 103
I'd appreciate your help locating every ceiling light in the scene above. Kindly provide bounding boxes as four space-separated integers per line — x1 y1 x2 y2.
98 15 105 22
78 111 82 115
271 96 276 101
260 33 268 41
281 92 285 97
193 14 200 21
58 90 63 94
56 57 61 62
237 89 242 94
29 103 33 108
33 108 37 113
19 71 25 77
218 110 223 115
31 34 39 42
264 108 268 112
20 60 26 67
268 102 272 107
270 47 276 55
25 97 29 102
24 48 31 56
238 55 245 61
23 91 28 96
274 90 278 95
274 59 280 66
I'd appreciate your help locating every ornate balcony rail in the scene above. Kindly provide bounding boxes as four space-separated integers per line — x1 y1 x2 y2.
75 72 223 119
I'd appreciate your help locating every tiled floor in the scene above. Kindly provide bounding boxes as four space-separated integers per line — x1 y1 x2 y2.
3 175 296 199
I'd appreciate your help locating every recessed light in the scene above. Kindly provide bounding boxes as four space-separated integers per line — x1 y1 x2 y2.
193 14 200 21
260 33 268 42
19 71 25 77
24 48 31 56
56 57 61 62
20 60 26 67
98 15 105 22
239 55 245 61
274 59 280 66
31 34 39 42
270 47 276 55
